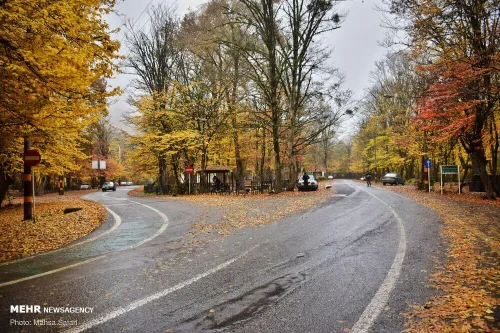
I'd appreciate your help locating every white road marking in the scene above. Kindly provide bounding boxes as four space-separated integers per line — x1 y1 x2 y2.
0 199 169 288
348 181 407 333
0 255 107 288
122 199 169 249
64 245 259 333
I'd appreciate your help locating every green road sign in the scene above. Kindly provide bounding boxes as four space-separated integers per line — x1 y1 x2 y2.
441 165 459 174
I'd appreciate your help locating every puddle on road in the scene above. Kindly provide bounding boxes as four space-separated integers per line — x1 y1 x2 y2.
174 273 308 332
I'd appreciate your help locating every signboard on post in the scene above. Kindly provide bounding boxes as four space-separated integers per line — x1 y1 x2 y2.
23 149 41 222
186 166 194 194
442 165 459 174
424 158 432 192
440 165 461 195
424 158 432 168
92 160 106 170
24 150 41 167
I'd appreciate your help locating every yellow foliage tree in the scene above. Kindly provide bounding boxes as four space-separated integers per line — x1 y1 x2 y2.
0 0 120 204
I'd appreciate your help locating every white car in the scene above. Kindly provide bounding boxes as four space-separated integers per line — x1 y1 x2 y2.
328 175 333 179
80 184 91 189
297 175 319 191
102 181 116 192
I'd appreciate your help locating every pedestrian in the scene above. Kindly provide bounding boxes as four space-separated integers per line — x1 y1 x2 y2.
366 171 372 187
215 176 221 192
303 172 310 187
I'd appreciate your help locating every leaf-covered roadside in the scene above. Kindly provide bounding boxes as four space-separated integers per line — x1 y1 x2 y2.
128 186 155 198
0 193 106 262
130 183 333 236
381 185 499 332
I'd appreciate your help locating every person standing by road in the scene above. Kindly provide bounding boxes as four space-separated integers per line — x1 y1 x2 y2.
366 171 373 187
303 172 310 187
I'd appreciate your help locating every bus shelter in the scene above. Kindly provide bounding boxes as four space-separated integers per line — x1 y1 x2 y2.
196 165 233 193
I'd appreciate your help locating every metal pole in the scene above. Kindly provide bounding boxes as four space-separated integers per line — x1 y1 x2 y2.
458 165 461 195
23 138 33 220
32 169 36 222
428 166 431 193
189 173 191 194
440 165 443 195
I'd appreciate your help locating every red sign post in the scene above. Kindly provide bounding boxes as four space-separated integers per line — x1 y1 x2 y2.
24 149 41 167
185 166 194 194
23 148 41 221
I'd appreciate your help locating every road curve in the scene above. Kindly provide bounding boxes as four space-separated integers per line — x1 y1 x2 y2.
0 181 442 333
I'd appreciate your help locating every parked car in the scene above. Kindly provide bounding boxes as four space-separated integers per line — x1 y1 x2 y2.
80 184 92 190
102 181 116 192
120 181 127 186
381 173 405 185
298 175 319 191
126 181 133 186
328 175 334 180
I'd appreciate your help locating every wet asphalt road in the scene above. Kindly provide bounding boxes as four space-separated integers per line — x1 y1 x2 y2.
0 181 443 333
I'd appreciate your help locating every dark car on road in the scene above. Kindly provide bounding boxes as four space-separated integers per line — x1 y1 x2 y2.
298 175 319 191
102 181 116 192
381 173 405 186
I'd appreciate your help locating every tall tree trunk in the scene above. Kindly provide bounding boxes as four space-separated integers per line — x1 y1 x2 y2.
232 116 245 186
286 153 300 191
491 118 499 194
171 155 181 195
471 148 495 199
265 0 282 193
228 36 245 190
158 156 168 195
227 90 244 190
272 117 282 192
200 147 209 193
260 127 266 193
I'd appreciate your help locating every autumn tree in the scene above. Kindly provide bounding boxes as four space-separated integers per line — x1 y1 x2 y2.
348 50 458 184
125 4 184 194
0 0 120 205
180 1 253 189
385 0 499 198
234 0 286 192
125 0 352 193
279 0 351 189
181 0 255 189
126 4 236 194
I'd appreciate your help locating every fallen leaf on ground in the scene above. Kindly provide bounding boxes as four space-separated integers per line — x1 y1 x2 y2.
0 193 106 262
378 183 500 332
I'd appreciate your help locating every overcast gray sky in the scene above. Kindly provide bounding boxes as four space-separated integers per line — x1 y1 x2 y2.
105 0 389 132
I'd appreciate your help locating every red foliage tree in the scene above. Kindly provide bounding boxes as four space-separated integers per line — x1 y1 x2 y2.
416 54 499 198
